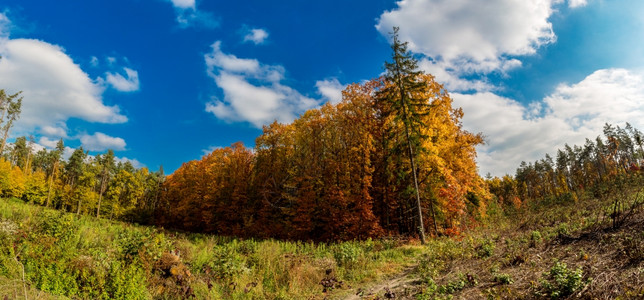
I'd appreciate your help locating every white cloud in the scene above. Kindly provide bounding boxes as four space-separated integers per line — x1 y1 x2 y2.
418 59 495 92
169 0 195 9
376 0 558 79
453 68 644 176
79 132 126 151
315 78 344 104
40 125 68 138
0 38 127 137
568 0 588 8
204 41 320 127
39 136 59 149
115 156 145 169
243 28 269 45
105 67 140 92
62 146 75 161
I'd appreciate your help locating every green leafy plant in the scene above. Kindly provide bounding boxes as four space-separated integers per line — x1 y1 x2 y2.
493 273 513 285
538 261 587 299
477 239 495 258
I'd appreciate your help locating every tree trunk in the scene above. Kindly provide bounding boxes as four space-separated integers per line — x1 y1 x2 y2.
46 162 57 208
96 169 108 218
0 119 13 155
397 84 427 244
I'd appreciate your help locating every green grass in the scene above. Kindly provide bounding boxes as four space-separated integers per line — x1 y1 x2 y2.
0 197 424 299
2 176 643 299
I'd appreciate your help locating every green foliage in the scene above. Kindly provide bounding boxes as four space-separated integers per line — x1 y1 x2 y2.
438 273 470 294
209 244 250 280
493 273 514 285
537 261 587 299
38 210 77 240
333 242 364 267
530 230 542 247
477 239 495 258
107 261 150 299
0 198 424 299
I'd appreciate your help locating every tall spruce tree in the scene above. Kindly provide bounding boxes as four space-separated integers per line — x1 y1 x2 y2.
379 27 438 244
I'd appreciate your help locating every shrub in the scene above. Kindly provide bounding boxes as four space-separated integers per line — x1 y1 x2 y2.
493 273 513 285
530 230 542 247
538 261 587 299
477 239 495 258
38 210 77 240
333 242 363 267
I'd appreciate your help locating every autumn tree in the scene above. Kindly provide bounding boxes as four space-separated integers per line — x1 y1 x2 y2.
45 139 64 207
95 149 115 218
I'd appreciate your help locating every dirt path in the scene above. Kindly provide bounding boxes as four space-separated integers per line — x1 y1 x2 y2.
342 266 423 300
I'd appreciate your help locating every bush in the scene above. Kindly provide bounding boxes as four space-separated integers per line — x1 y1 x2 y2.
530 230 542 247
493 273 513 285
538 261 587 299
333 242 363 267
477 239 495 258
38 210 77 240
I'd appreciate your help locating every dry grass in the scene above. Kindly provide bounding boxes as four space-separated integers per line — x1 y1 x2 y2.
343 186 644 299
415 195 644 300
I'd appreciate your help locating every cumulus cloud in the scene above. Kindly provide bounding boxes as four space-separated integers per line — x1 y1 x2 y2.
40 125 68 138
375 0 594 93
243 28 269 45
376 0 557 75
452 68 644 176
38 136 60 149
315 78 344 104
418 59 495 93
105 67 140 92
204 41 319 127
79 132 126 151
0 38 127 136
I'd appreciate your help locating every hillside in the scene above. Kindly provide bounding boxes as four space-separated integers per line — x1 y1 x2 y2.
343 175 644 299
0 196 426 299
1 172 643 299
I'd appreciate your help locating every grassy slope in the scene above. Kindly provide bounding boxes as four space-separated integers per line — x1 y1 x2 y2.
0 197 425 299
388 185 644 299
1 180 643 299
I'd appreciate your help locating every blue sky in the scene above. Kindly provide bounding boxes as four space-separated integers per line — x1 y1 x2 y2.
1 0 643 176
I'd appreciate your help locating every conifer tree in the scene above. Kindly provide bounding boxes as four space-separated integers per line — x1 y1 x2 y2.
379 27 436 243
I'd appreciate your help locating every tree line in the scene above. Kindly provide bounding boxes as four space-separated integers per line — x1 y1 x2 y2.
487 123 644 207
0 137 165 222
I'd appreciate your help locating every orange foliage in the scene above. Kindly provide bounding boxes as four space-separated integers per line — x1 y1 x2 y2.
157 77 487 241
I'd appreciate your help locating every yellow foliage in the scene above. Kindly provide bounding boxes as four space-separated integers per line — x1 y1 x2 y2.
23 170 47 204
0 158 25 198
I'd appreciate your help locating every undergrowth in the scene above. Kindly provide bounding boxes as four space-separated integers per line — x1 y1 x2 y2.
0 197 422 299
